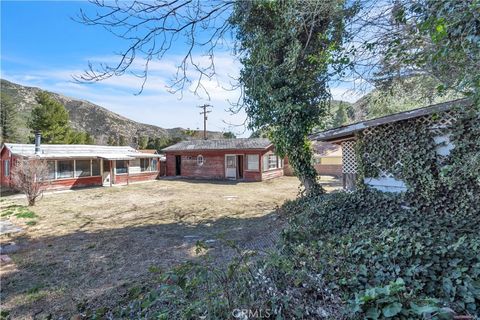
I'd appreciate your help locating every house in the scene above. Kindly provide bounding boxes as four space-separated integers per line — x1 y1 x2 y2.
1 137 164 190
162 138 284 181
311 98 474 191
312 142 342 178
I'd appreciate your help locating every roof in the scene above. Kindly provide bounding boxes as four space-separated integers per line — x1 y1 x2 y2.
311 98 472 142
138 149 158 154
2 144 161 160
162 138 273 152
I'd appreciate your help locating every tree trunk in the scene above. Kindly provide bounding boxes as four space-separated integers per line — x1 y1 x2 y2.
288 143 324 196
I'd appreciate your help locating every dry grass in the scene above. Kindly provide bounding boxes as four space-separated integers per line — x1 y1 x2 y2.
0 176 340 318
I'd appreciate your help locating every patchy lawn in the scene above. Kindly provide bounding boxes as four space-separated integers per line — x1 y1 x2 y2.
0 176 340 318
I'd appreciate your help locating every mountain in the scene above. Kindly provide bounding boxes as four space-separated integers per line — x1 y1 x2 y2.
0 79 224 146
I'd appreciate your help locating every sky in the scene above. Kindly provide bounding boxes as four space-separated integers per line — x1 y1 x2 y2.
1 1 366 137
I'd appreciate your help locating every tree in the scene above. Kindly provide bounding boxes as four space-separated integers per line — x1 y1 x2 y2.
138 136 148 149
85 133 95 144
28 92 71 143
222 131 236 139
118 135 127 146
332 104 349 127
107 136 117 146
76 1 235 95
11 158 49 206
0 93 18 143
231 1 352 194
342 0 480 105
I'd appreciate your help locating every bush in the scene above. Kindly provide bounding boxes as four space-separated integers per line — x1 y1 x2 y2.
282 190 480 318
97 191 479 319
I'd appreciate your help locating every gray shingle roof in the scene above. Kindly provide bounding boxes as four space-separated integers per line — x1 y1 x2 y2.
3 144 162 160
310 98 472 142
162 138 272 152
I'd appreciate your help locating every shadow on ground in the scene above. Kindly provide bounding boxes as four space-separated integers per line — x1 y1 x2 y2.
1 213 282 319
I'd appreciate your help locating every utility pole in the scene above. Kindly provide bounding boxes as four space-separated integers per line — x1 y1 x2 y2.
198 104 213 140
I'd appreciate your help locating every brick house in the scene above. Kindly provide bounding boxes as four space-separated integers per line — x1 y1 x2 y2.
162 138 284 181
1 139 164 190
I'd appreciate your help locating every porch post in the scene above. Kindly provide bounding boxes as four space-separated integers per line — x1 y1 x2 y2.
110 160 113 187
127 160 130 186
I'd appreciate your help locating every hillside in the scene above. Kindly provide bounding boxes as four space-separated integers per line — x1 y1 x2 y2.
0 79 224 145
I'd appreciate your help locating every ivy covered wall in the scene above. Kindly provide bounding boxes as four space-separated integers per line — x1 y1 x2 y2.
356 102 480 213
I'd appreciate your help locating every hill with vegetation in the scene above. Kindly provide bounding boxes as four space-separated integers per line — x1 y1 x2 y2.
0 79 225 147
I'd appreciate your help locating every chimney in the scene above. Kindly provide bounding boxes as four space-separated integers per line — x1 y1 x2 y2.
34 131 42 155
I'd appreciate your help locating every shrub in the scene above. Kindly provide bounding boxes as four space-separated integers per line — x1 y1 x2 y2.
282 190 480 318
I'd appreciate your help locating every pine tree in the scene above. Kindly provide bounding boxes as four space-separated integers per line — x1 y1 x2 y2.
118 135 127 146
333 104 348 127
28 92 70 143
138 136 148 149
107 136 116 146
0 93 18 143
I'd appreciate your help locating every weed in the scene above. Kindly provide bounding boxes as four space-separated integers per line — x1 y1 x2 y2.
15 210 37 219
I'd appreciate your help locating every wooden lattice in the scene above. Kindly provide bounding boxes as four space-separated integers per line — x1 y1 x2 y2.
361 109 457 175
342 140 357 174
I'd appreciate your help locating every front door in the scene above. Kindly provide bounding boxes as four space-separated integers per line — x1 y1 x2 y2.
102 160 111 186
237 155 244 179
225 155 237 179
175 155 182 176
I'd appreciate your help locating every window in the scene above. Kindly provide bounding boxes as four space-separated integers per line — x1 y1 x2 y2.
116 160 128 174
246 155 259 171
92 160 100 176
140 158 150 172
75 160 91 177
3 160 10 177
262 154 279 171
150 159 158 171
268 154 278 170
197 155 204 166
46 161 55 180
57 160 74 179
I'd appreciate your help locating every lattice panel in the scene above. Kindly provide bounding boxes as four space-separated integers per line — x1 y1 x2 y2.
360 109 457 176
342 140 357 174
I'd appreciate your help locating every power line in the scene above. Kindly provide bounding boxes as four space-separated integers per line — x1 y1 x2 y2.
198 104 213 140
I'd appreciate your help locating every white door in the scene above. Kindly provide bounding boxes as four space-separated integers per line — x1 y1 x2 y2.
225 155 237 179
102 160 111 186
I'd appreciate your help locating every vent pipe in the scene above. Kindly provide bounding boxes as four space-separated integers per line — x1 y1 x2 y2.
34 131 42 155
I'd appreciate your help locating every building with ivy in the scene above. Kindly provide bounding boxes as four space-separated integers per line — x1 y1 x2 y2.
311 98 475 192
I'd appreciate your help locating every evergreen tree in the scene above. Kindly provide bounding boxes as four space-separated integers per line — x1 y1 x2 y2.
118 135 127 146
28 92 70 143
138 136 148 149
107 136 116 146
85 133 95 144
0 93 18 143
332 104 348 127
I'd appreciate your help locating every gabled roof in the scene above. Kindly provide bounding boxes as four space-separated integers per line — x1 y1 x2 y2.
311 98 472 142
162 138 273 152
2 144 160 160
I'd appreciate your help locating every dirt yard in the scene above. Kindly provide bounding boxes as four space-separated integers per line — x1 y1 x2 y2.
0 176 340 318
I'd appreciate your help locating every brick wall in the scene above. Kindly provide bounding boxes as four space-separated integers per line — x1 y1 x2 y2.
262 168 284 180
46 176 103 190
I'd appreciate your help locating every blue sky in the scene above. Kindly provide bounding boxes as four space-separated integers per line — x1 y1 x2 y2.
1 1 365 137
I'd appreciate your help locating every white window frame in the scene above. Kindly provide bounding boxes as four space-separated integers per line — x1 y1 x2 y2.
246 154 259 171
4 160 10 177
197 155 204 166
